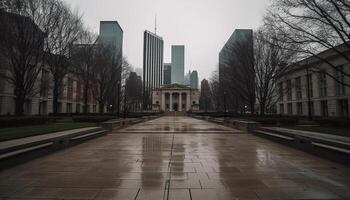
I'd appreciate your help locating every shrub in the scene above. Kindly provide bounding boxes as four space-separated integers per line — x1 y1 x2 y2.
0 116 59 128
313 117 350 127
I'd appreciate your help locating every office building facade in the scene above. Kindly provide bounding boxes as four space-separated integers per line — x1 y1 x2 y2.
276 43 350 118
171 45 185 84
143 31 164 109
219 29 254 112
190 70 199 89
163 63 172 85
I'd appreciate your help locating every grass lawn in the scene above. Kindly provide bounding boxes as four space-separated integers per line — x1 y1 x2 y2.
0 118 96 142
282 125 350 137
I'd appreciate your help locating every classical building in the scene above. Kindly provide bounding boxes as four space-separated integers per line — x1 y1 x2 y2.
152 84 199 112
276 43 350 118
171 45 185 84
143 31 164 109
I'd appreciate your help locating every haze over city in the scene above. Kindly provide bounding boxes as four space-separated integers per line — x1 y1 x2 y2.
63 0 269 80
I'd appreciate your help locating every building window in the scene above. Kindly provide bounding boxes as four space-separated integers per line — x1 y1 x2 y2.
193 101 196 105
297 102 303 115
67 78 73 101
319 71 327 97
337 99 349 117
182 104 185 109
306 74 313 98
287 103 293 115
279 104 284 115
335 66 345 96
295 77 302 100
320 100 328 117
66 103 72 113
278 82 283 101
76 81 81 102
156 101 159 105
93 105 97 113
286 80 292 101
166 104 169 109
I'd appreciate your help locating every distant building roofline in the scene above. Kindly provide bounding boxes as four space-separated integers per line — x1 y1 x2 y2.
100 21 123 32
144 30 163 40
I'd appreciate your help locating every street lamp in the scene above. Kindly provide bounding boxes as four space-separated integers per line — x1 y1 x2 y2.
123 85 127 119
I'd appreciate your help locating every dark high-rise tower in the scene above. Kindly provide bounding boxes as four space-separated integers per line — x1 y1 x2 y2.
143 30 164 109
163 63 172 85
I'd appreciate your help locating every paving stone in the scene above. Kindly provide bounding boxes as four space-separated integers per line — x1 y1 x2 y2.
0 116 348 200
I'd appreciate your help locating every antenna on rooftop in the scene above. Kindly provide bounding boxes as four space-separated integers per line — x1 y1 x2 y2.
155 14 157 35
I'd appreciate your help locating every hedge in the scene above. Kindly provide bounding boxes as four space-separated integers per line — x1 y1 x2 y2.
0 116 59 128
313 117 350 127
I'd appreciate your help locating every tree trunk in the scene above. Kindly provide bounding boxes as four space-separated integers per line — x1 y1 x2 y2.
15 95 25 116
99 102 104 113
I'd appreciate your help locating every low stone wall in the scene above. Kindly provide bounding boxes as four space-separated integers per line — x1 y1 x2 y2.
191 114 261 132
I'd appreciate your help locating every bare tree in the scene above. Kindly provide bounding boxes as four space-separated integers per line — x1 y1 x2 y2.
125 72 143 112
221 37 256 113
254 27 297 115
70 30 98 114
0 0 55 115
199 79 213 112
267 0 350 86
209 70 221 111
42 0 82 114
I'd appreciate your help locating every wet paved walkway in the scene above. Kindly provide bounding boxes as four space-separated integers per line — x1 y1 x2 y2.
1 116 350 200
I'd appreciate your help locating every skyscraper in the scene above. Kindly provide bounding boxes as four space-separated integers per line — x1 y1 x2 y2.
99 21 123 57
171 45 185 84
99 21 123 113
143 30 164 109
184 70 191 86
163 63 172 85
190 70 199 89
219 29 254 112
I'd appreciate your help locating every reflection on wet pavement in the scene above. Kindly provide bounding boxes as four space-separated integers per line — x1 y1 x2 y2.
0 116 349 199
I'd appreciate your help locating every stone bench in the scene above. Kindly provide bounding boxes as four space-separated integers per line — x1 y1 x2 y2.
100 117 149 131
205 117 260 132
253 127 350 165
0 127 107 167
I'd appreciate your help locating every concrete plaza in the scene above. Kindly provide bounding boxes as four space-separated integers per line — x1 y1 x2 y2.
0 116 350 199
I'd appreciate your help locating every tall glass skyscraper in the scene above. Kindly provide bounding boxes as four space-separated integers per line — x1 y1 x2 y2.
171 45 185 84
143 31 164 109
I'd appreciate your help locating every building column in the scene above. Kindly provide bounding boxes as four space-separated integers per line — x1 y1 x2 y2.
179 93 182 112
169 92 173 111
186 92 191 111
161 92 166 111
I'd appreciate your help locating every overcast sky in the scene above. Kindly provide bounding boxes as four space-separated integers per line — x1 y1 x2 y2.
63 0 270 81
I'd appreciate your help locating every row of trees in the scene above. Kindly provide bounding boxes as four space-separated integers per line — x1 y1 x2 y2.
0 0 129 115
202 0 350 115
